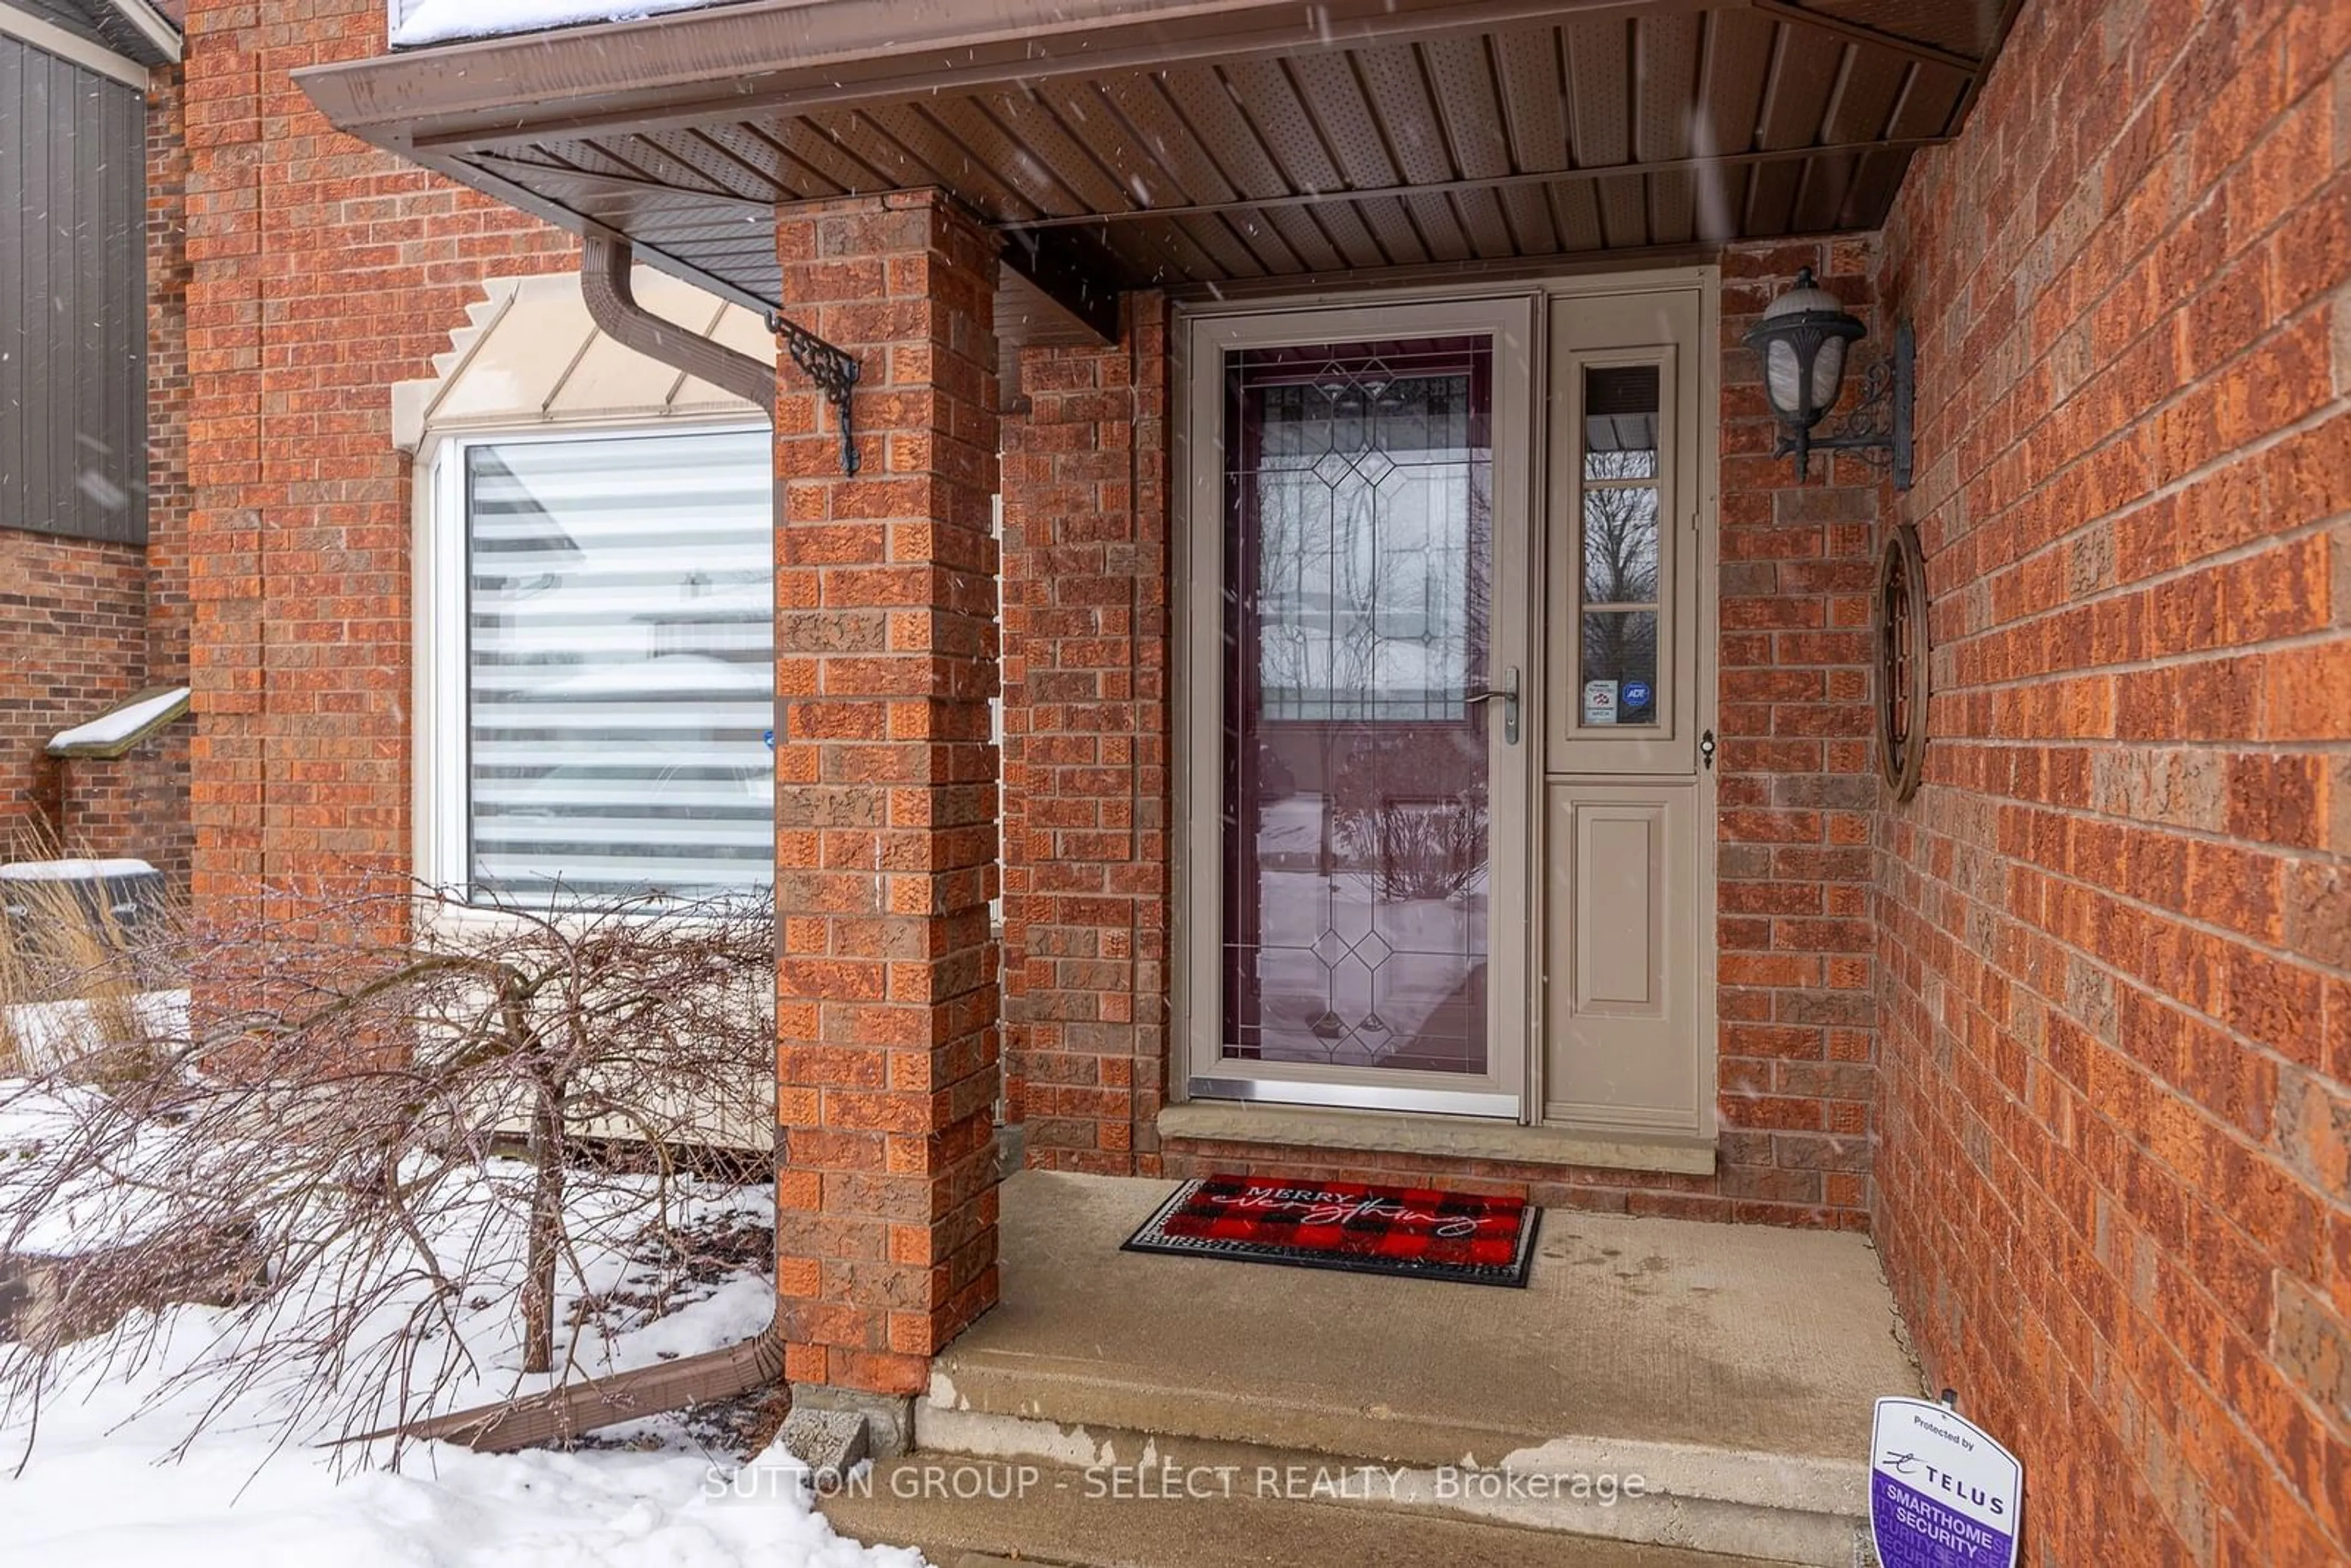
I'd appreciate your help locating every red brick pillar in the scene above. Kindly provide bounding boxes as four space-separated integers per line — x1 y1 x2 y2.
771 190 1002 1403
998 299 1172 1174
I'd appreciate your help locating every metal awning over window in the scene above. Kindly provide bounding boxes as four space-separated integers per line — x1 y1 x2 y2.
390 266 776 451
298 0 2021 350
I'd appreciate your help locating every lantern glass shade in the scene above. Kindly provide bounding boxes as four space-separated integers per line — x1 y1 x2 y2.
1746 267 1865 428
1763 334 1847 422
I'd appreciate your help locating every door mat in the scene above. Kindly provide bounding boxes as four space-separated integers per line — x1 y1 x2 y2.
1121 1175 1539 1288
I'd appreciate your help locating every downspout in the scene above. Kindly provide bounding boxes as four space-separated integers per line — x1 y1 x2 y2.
580 233 776 407
380 234 790 1453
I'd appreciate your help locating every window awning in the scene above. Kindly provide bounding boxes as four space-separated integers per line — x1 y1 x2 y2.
389 266 774 450
298 0 2022 348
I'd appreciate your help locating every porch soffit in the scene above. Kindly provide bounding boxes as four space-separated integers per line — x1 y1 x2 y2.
296 0 2022 346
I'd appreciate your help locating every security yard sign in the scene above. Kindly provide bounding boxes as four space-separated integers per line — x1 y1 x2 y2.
1869 1397 2022 1567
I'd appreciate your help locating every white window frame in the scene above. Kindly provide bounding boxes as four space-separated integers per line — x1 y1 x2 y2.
413 417 774 926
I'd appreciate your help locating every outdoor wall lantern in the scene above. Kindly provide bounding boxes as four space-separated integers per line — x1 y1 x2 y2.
1744 267 1914 490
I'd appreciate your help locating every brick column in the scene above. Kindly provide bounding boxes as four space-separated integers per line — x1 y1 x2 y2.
998 298 1172 1174
771 191 1002 1400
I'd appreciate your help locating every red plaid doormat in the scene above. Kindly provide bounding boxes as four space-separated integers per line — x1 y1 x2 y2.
1120 1175 1539 1288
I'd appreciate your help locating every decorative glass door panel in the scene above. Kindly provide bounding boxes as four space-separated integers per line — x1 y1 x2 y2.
1220 338 1497 1080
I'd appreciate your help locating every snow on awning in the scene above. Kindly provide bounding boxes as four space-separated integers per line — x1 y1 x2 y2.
390 0 724 47
46 688 189 758
391 267 778 452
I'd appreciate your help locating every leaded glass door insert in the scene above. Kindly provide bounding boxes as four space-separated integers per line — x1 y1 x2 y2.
1220 337 1501 1082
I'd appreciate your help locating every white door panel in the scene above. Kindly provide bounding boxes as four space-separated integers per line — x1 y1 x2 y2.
1543 781 1704 1134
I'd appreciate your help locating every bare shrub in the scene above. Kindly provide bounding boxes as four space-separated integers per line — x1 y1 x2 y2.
0 879 774 1469
1336 790 1490 901
1330 730 1490 901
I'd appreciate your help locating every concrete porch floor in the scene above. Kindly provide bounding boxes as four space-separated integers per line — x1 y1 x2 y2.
824 1171 1925 1566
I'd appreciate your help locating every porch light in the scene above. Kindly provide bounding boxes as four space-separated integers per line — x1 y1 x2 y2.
1744 268 1914 489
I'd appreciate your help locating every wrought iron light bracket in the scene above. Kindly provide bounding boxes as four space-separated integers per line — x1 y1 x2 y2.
767 311 862 475
1770 320 1914 490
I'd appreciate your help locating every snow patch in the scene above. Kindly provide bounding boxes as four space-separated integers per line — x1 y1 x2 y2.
0 858 158 882
0 1424 924 1568
1 990 187 1087
47 688 189 754
0 1101 922 1567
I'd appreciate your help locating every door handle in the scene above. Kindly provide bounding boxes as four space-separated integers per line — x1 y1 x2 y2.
1466 665 1520 745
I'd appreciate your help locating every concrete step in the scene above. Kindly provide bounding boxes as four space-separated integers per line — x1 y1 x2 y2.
909 1406 1869 1567
905 1172 1913 1567
822 1457 1798 1568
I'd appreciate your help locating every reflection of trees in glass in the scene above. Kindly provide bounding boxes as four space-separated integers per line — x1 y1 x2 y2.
1582 610 1658 686
1581 452 1659 607
1250 374 1483 722
1580 449 1659 719
1330 729 1488 901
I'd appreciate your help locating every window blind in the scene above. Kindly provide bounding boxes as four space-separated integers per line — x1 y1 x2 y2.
465 430 773 903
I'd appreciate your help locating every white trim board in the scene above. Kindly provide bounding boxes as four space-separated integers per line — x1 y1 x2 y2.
98 0 178 61
0 1 151 86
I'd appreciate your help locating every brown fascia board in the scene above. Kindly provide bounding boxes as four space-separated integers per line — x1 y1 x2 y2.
296 0 1709 157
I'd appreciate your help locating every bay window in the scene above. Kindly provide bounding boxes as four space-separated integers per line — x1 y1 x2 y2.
424 424 773 906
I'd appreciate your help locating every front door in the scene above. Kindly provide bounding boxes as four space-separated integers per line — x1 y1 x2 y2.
1183 298 1534 1117
1181 280 1712 1136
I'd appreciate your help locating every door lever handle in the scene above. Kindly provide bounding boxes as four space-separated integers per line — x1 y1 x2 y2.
1465 666 1520 745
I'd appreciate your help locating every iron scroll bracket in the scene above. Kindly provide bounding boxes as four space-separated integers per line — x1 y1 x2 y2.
1771 320 1915 491
767 312 862 475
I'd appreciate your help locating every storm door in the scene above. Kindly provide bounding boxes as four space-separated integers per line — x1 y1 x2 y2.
1183 300 1532 1117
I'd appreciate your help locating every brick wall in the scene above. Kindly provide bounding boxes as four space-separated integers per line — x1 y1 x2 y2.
999 294 1172 1176
999 252 1884 1226
1873 0 2350 1562
180 0 569 915
1711 238 1887 1226
0 530 149 852
56 729 193 884
147 62 191 692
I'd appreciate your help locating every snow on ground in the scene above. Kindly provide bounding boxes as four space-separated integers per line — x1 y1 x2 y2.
0 1079 927 1568
2 990 187 1081
3 1411 918 1568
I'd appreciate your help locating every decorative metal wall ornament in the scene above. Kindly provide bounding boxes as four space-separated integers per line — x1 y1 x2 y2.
1875 523 1931 800
767 311 863 474
1743 268 1914 489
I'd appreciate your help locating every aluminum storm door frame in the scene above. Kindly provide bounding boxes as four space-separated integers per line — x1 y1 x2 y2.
1182 296 1535 1117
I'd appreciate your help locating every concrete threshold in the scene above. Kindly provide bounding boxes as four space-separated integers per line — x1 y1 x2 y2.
901 1171 1920 1567
1157 1101 1718 1176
